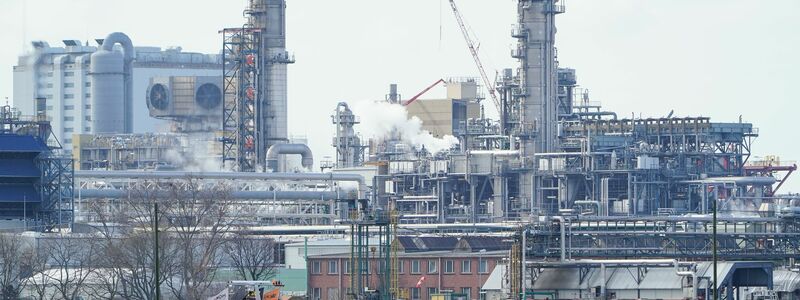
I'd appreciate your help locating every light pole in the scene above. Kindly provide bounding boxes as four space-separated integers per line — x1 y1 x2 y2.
478 249 486 300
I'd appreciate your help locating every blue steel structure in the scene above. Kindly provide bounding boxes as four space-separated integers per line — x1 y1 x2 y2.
0 104 74 231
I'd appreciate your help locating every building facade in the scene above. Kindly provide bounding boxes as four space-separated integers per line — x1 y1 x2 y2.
404 79 481 139
12 39 221 150
307 236 509 300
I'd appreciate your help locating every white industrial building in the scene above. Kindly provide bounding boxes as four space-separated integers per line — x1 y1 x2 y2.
12 36 221 150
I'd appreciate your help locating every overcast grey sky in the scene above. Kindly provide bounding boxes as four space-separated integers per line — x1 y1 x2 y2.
1 0 798 192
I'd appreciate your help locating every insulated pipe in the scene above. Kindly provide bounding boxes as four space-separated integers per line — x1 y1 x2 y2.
468 150 520 156
560 111 618 120
79 189 341 200
266 143 314 171
75 170 366 198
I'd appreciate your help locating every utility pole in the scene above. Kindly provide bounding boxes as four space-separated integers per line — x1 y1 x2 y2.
154 201 161 300
712 195 717 300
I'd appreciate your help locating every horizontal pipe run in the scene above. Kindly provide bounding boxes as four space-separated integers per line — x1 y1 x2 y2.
75 171 366 199
78 189 343 200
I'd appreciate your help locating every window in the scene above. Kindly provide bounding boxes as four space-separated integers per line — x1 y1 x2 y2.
410 287 420 300
84 104 91 109
45 94 53 99
85 82 91 87
411 260 421 274
64 105 74 110
84 127 91 132
46 72 53 77
326 288 338 300
64 116 74 121
64 128 73 133
64 71 74 77
428 260 438 274
461 287 471 298
64 138 72 144
397 260 404 274
46 83 53 88
343 259 350 274
64 82 74 88
328 260 338 274
64 94 74 99
461 260 471 274
85 93 90 98
46 105 53 111
85 116 91 121
427 288 438 299
312 288 321 300
479 259 488 274
311 261 321 274
444 260 454 273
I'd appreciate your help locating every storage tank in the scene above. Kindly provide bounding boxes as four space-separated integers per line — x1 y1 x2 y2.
90 32 133 133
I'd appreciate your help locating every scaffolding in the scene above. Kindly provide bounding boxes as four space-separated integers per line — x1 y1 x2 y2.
346 209 394 300
222 27 262 172
36 154 74 230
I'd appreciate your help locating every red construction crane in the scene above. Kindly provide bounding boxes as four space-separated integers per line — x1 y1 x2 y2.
448 0 501 112
402 78 446 106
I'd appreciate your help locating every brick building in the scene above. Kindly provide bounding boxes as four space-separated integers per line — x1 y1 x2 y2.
307 236 510 300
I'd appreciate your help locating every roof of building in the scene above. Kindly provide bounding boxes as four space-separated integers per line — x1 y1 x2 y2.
773 269 800 292
456 236 511 252
0 135 48 153
528 261 773 291
397 236 459 252
308 249 507 260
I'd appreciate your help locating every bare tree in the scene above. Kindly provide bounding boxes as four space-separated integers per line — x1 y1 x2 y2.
87 181 178 300
0 234 36 299
162 178 235 300
77 178 236 300
225 235 277 281
26 247 54 300
40 235 99 300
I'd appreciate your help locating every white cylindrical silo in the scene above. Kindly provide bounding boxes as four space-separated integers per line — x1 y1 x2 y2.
90 49 124 133
90 32 134 134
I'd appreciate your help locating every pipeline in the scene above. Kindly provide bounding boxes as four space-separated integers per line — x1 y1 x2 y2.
266 143 314 171
79 189 342 200
75 170 366 198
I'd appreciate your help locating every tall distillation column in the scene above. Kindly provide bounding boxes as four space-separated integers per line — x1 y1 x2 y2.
332 102 364 168
248 0 294 168
514 0 563 213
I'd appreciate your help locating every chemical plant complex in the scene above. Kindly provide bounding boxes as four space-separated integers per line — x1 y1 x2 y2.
1 0 798 300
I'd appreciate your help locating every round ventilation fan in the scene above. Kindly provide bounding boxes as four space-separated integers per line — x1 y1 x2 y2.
195 83 222 109
149 83 169 110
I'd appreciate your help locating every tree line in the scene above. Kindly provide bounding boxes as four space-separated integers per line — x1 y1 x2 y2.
0 179 277 300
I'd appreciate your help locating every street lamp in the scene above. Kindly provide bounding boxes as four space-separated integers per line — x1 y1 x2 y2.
478 249 487 300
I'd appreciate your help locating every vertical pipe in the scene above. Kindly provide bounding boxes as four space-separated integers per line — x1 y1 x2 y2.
712 197 718 300
600 263 606 299
522 228 527 292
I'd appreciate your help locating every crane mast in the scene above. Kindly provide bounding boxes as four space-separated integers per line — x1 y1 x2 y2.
448 0 501 112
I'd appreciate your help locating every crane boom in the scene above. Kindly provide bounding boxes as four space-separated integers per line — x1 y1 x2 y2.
448 0 501 112
402 79 446 106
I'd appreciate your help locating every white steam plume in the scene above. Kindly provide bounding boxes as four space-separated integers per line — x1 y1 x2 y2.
164 132 223 172
351 100 458 153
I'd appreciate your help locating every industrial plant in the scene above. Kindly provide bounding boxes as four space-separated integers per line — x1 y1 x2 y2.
0 0 798 299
